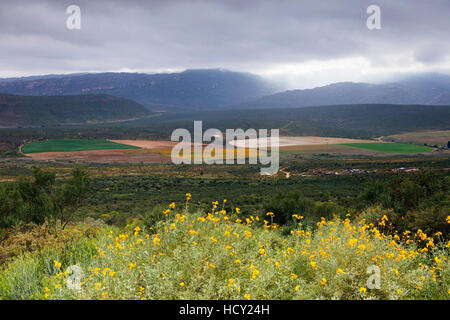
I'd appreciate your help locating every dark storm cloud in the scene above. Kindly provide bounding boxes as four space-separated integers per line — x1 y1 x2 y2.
0 0 449 86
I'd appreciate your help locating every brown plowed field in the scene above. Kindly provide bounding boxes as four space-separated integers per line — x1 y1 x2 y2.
24 140 203 163
25 148 170 163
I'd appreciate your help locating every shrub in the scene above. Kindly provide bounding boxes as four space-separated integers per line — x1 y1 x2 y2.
0 167 90 231
0 199 448 300
0 223 102 299
264 191 345 226
358 170 450 238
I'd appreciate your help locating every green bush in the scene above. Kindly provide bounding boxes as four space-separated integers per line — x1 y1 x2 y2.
358 170 450 238
0 167 90 231
264 191 346 226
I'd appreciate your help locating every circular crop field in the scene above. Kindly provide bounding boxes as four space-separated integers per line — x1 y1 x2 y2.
22 139 141 154
340 142 434 154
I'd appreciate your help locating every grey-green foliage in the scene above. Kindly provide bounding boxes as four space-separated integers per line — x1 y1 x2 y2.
0 167 90 230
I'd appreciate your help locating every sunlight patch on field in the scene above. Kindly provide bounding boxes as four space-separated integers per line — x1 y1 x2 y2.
230 136 376 148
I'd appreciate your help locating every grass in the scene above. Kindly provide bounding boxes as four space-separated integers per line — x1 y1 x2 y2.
22 139 141 154
0 199 448 300
340 143 433 154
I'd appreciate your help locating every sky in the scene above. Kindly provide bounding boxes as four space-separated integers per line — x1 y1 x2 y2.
1 0 450 89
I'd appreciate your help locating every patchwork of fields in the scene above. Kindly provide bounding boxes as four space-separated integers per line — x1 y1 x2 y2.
20 136 438 163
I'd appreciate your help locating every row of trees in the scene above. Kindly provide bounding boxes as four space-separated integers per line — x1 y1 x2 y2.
0 167 90 231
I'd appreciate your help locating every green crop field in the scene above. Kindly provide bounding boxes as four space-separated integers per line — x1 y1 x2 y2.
22 139 140 154
340 142 433 154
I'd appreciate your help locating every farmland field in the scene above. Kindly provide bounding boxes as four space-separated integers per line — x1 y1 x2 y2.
386 130 450 146
341 142 434 154
22 139 141 154
230 136 376 148
20 137 442 163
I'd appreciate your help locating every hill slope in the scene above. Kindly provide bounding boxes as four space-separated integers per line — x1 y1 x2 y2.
0 69 278 111
140 104 450 138
234 74 450 109
0 94 152 127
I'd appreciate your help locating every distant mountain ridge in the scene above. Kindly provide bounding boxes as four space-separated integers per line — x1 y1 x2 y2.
1 70 450 112
0 93 152 127
233 73 450 109
0 73 89 83
0 69 278 111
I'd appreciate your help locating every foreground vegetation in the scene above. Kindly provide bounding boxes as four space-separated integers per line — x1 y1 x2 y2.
0 195 448 300
0 163 448 300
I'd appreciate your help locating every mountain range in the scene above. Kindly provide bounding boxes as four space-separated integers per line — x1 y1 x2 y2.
0 69 278 111
235 73 450 109
0 70 449 127
0 70 450 112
